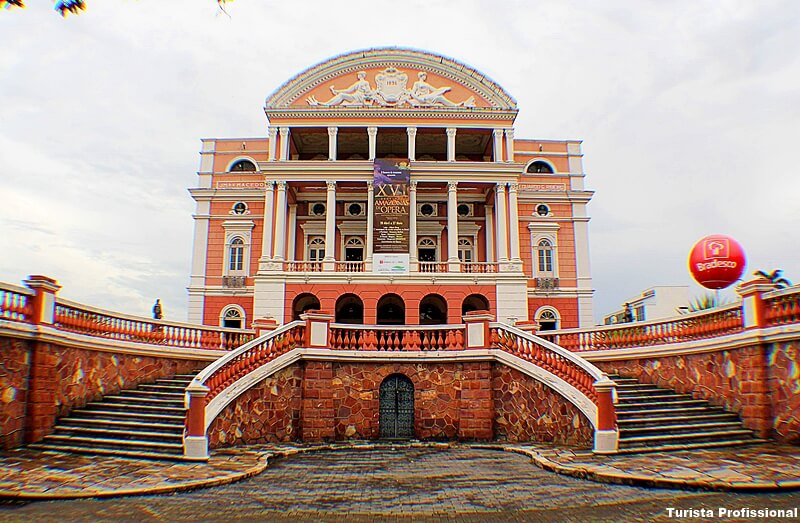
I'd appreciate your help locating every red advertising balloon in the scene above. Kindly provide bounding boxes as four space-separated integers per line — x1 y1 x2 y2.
688 235 746 289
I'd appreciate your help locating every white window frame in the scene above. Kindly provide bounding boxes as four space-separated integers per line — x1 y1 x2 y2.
222 220 255 277
535 306 560 330
457 237 474 263
219 304 246 328
417 236 439 262
307 236 326 262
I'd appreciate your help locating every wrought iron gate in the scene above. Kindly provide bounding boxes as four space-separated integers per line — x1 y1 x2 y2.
379 374 415 439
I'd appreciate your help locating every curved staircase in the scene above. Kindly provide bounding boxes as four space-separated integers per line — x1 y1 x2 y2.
29 373 197 460
610 374 768 453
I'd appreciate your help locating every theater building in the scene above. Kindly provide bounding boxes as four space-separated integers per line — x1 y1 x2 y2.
187 48 595 330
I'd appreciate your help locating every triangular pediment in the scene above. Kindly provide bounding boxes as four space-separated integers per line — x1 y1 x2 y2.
265 48 518 116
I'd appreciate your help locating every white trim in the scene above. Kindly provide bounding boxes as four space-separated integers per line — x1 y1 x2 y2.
219 304 246 328
523 158 557 174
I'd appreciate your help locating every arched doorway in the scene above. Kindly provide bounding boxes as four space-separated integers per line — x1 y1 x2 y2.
379 374 414 439
537 308 560 331
419 294 447 325
335 294 364 324
292 293 321 321
376 294 405 325
461 294 490 315
220 306 245 328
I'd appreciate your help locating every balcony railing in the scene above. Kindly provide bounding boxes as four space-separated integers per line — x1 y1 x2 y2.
335 261 364 273
462 262 498 274
419 261 448 273
285 261 322 272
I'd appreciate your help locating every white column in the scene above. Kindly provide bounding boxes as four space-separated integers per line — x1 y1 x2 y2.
505 128 515 163
485 204 495 263
259 181 275 269
268 127 278 161
446 128 457 162
273 181 288 262
508 182 521 263
187 200 210 324
366 181 375 265
407 127 417 161
368 127 378 160
323 181 336 269
328 127 338 161
409 181 418 265
492 129 504 163
279 127 290 161
287 204 297 262
495 183 509 263
573 202 595 327
447 181 460 271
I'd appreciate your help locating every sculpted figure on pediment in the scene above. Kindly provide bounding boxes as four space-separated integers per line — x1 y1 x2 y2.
408 72 476 108
307 71 375 106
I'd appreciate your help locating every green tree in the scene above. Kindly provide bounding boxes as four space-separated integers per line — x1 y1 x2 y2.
753 269 793 289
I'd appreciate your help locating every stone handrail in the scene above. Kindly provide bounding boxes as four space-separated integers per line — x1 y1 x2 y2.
763 284 800 327
53 298 255 351
489 323 606 402
329 324 464 351
0 283 33 322
335 261 365 273
418 261 448 273
538 302 744 352
284 261 322 272
461 262 498 274
190 320 306 402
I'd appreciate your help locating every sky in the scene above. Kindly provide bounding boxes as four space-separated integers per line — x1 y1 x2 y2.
1 0 798 324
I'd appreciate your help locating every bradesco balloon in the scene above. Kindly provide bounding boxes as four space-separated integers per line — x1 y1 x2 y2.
688 235 746 289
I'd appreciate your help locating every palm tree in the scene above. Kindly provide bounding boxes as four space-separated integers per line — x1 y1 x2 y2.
753 269 793 289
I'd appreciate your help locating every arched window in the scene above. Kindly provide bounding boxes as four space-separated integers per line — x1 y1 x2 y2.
418 237 437 262
537 239 553 273
229 237 245 272
220 306 245 328
344 237 364 262
307 237 325 262
292 293 321 320
536 308 559 331
419 294 447 325
457 237 473 263
462 294 490 316
526 160 554 174
229 159 257 172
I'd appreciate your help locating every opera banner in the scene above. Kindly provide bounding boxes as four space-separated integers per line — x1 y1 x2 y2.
373 159 410 273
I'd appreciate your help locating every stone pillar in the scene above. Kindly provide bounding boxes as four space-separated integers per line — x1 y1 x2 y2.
447 181 460 271
252 316 279 336
301 311 333 348
259 181 275 270
409 181 418 269
485 204 495 263
327 126 338 161
446 127 457 162
367 127 378 161
495 183 509 263
463 310 493 349
184 383 209 460
323 181 336 270
23 275 61 326
287 204 297 262
737 279 777 329
268 126 278 161
492 129 504 162
279 127 290 161
593 378 619 454
508 182 521 263
504 128 515 162
407 127 417 161
366 181 375 269
273 181 288 262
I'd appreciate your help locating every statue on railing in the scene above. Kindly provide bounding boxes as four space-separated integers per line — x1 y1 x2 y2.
152 299 163 320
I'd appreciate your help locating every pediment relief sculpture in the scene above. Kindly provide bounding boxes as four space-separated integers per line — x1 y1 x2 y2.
306 68 476 108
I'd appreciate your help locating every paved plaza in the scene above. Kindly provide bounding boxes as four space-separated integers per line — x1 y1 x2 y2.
1 445 799 522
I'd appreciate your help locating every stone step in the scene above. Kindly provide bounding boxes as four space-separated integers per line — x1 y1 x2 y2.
615 398 709 409
84 402 186 415
123 390 186 401
70 409 186 423
615 387 674 394
615 438 769 454
619 421 746 436
29 443 188 461
102 395 184 406
138 383 187 393
155 378 196 386
53 425 183 441
58 418 184 433
616 393 695 402
620 429 756 447
39 434 183 453
617 412 740 427
615 405 726 418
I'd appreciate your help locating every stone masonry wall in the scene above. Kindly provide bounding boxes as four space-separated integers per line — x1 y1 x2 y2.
768 341 800 444
208 365 303 448
493 366 593 447
0 338 31 449
207 360 593 448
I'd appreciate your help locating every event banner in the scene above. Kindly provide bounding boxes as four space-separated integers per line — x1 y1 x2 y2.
373 159 410 254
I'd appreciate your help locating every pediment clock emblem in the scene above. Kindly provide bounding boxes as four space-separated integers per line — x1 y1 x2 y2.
373 67 409 105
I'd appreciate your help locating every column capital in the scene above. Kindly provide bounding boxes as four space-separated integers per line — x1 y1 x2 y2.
409 180 418 190
446 127 457 137
327 126 338 136
264 179 276 188
326 180 337 191
268 126 278 137
493 128 504 138
448 181 458 191
508 182 519 193
367 126 378 137
496 182 507 193
276 180 288 190
366 180 374 190
279 127 290 135
406 127 417 137
504 128 515 139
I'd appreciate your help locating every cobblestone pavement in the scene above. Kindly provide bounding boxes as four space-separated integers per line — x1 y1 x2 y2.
1 447 799 523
